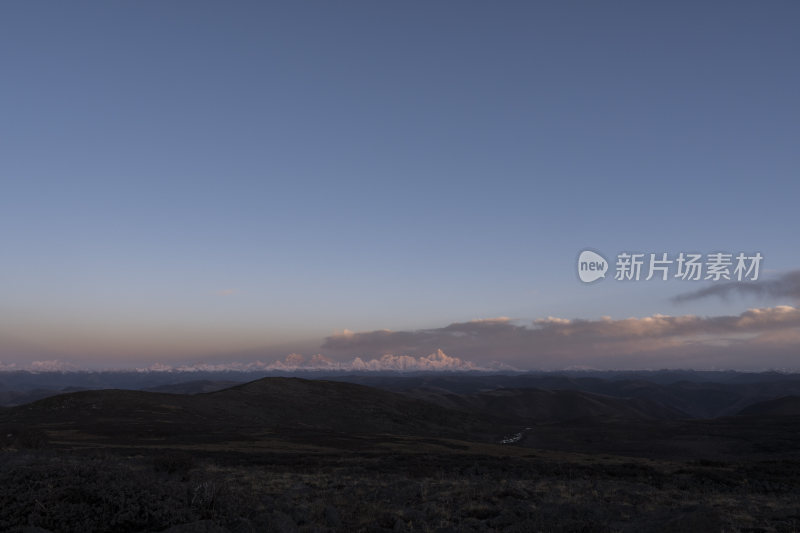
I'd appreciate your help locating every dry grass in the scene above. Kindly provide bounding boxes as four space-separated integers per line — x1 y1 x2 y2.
3 444 798 532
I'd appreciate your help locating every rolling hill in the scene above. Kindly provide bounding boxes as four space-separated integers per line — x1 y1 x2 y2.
404 387 687 421
0 377 506 444
737 395 800 416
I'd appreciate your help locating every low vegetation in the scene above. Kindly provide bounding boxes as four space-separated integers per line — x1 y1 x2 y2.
1 445 799 532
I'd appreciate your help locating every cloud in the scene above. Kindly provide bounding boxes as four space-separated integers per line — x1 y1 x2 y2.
6 308 800 372
322 307 800 370
673 270 800 303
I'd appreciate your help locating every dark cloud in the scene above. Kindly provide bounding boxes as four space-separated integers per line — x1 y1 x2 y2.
673 270 800 303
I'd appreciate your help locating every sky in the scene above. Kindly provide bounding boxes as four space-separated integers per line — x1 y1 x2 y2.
1 1 799 371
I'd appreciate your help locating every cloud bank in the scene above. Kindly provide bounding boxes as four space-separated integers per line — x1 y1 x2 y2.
323 307 800 370
4 307 800 372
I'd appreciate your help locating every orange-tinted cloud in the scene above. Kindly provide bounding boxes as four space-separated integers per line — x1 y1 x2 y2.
322 306 800 370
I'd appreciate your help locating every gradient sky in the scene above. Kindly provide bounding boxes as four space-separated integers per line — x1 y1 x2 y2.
2 2 799 370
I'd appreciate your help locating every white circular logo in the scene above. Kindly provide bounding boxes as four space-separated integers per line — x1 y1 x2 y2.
578 250 608 283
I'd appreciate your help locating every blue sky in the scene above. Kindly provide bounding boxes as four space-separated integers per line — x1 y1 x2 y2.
1 2 799 369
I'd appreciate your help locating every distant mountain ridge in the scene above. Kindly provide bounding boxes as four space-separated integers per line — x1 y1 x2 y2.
4 370 800 418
